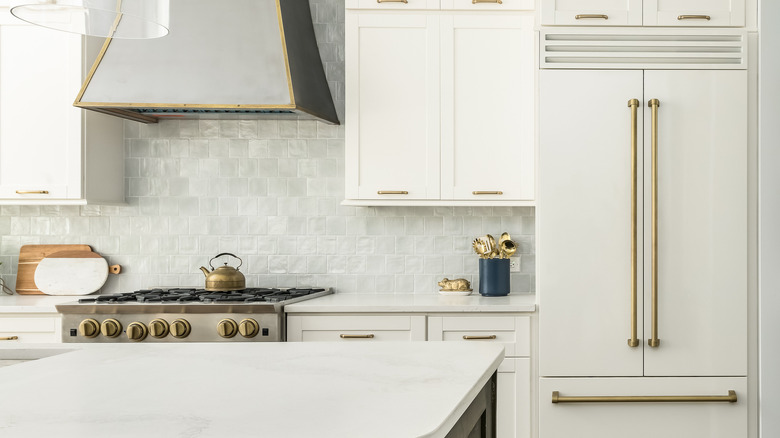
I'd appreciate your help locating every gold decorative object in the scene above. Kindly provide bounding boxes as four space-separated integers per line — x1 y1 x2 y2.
438 278 472 292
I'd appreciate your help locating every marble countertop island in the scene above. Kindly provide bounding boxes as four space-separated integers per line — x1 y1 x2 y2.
0 341 504 438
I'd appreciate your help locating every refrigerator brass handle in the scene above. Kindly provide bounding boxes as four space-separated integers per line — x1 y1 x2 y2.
575 14 609 20
473 0 502 3
0 336 19 341
463 335 497 340
15 190 49 195
377 0 408 3
678 15 711 21
627 99 640 348
648 98 660 348
339 334 375 339
552 390 737 404
472 191 503 195
377 191 409 195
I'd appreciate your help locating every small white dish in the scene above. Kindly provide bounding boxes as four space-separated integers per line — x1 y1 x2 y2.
438 290 473 296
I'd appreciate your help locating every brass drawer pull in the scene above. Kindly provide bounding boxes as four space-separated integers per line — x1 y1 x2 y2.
377 191 409 195
472 191 503 195
473 0 502 3
463 335 497 340
340 334 375 339
678 15 711 21
552 390 737 404
15 190 49 195
575 14 608 20
377 0 408 3
0 336 19 341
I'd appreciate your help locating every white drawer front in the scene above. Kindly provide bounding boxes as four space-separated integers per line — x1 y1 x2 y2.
539 377 748 438
0 315 60 343
287 315 426 342
346 0 440 10
443 0 533 10
428 316 530 357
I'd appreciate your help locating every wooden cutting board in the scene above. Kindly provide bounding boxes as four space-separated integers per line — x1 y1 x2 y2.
16 244 93 295
34 251 120 296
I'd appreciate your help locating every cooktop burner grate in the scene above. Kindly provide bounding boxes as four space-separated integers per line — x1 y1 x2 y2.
78 288 327 304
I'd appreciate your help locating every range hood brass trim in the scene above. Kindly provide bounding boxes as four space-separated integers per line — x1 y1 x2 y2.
276 0 296 106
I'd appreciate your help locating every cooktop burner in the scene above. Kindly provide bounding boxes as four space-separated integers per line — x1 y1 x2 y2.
76 288 328 304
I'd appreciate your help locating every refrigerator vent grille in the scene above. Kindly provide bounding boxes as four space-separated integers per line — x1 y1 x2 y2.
541 29 747 69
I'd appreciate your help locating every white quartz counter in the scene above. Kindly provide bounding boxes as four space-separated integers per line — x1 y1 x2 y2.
285 293 537 313
0 294 75 313
0 342 504 438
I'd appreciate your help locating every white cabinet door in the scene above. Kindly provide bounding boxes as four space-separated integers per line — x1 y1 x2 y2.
538 70 644 377
345 13 440 201
642 70 747 377
0 13 82 200
539 377 748 438
643 0 745 26
541 0 643 26
497 358 530 438
440 14 534 201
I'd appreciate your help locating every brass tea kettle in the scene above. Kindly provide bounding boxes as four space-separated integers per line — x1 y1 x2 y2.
200 253 246 291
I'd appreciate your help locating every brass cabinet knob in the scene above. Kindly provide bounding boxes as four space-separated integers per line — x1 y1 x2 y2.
149 319 170 338
238 319 259 338
217 319 238 338
126 322 148 341
78 319 100 338
100 319 123 338
170 319 191 338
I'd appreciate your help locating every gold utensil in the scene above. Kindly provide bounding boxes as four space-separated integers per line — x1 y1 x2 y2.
500 239 517 259
486 234 499 259
499 232 511 246
472 239 489 259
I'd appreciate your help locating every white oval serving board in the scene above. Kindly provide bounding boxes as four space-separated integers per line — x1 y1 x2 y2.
34 251 109 296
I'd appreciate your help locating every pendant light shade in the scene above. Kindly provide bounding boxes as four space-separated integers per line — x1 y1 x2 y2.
10 0 169 39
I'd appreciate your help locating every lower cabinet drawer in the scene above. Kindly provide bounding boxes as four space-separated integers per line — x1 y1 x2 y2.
497 358 531 438
427 315 530 357
0 314 61 343
539 377 747 438
286 314 426 342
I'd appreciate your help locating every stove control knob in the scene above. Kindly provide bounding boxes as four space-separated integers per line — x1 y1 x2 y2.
238 319 259 338
217 319 238 338
126 322 148 342
149 319 170 338
100 319 123 338
170 319 191 339
78 319 100 338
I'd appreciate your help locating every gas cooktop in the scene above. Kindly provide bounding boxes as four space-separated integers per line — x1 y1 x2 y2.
76 287 328 304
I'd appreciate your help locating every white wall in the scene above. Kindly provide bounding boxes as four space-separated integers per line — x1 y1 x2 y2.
759 1 780 436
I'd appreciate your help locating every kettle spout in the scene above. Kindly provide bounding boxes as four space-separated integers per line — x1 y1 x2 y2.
199 266 210 277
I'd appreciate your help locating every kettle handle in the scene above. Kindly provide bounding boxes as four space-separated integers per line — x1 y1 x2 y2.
209 253 243 270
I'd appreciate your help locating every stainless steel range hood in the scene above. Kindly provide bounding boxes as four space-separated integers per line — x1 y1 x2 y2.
75 0 339 125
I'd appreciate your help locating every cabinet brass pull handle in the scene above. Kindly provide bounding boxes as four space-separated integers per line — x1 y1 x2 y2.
377 191 409 195
0 336 19 341
340 334 375 339
575 14 609 20
473 0 502 4
552 390 737 404
648 98 661 348
472 191 503 195
678 15 711 21
15 190 49 195
463 335 497 340
627 99 640 348
377 0 408 3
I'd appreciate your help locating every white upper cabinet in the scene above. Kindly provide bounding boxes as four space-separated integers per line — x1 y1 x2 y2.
440 15 535 202
345 7 536 206
0 9 124 205
541 0 643 26
345 13 441 201
541 0 745 26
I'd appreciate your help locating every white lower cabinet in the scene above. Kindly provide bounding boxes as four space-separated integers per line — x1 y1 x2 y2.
539 377 748 438
287 313 531 438
0 313 61 343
